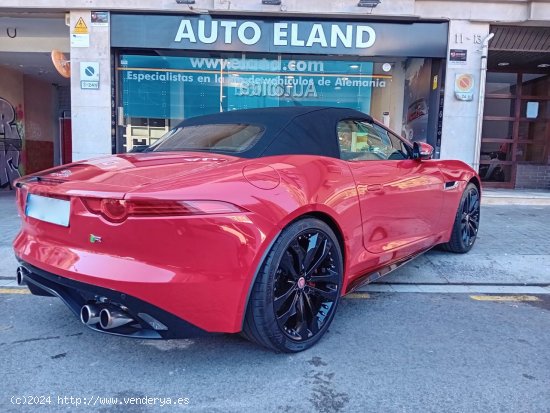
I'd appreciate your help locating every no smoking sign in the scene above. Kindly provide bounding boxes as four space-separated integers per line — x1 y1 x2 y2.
80 61 100 89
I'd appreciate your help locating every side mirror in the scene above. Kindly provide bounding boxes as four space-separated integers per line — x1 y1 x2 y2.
412 142 434 161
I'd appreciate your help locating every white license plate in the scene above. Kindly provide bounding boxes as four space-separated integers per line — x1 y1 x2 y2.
25 194 70 227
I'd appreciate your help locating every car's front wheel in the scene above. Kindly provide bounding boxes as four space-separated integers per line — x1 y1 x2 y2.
440 182 481 253
243 217 343 352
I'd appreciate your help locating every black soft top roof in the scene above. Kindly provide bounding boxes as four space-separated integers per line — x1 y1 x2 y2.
176 106 373 159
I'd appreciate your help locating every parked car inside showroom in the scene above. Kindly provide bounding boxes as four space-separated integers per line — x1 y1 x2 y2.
13 106 481 352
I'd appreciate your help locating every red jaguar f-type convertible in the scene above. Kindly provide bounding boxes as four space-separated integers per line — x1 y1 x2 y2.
13 107 481 352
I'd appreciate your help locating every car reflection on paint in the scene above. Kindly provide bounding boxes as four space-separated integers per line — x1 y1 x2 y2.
404 98 429 143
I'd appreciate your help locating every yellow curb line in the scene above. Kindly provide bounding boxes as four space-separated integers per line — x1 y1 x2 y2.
0 288 30 295
345 293 371 299
469 295 540 302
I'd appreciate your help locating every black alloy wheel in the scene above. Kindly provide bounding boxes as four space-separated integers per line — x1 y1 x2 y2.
440 182 481 253
274 230 340 341
243 218 343 352
460 185 481 247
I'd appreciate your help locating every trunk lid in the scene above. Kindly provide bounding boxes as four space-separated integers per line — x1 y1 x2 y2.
17 152 240 198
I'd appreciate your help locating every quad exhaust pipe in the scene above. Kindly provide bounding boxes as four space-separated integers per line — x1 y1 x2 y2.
99 308 134 330
17 266 137 331
80 304 134 329
80 304 101 325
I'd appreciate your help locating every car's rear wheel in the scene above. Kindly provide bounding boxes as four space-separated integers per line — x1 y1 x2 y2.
243 217 343 352
440 182 480 253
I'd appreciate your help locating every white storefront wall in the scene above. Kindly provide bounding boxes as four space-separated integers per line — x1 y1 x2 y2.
69 11 112 161
440 20 490 168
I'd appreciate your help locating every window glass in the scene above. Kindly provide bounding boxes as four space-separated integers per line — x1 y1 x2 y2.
518 121 549 145
481 120 514 140
484 98 515 118
479 162 512 183
480 141 513 162
149 123 264 153
485 73 517 95
119 53 397 152
521 74 550 97
372 124 410 159
338 120 408 161
516 142 547 163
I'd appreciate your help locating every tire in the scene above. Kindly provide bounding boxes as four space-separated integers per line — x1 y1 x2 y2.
243 217 343 352
439 182 481 253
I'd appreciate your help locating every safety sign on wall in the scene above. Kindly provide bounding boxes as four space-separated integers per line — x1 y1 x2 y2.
71 17 90 48
80 62 100 90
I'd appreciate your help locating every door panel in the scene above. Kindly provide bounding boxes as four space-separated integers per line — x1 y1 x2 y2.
337 118 445 258
349 160 445 255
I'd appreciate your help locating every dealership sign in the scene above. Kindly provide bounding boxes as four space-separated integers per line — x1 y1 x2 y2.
174 20 376 48
111 15 448 58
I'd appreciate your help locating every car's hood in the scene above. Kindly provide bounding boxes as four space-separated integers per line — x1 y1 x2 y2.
20 152 241 198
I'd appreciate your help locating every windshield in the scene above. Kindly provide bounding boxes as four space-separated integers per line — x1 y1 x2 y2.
149 123 264 153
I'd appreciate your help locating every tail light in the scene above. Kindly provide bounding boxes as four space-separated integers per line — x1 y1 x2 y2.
15 186 27 216
81 198 247 223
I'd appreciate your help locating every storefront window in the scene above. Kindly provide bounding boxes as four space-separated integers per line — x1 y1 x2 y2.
481 71 550 187
518 121 550 142
485 73 517 95
480 141 513 161
516 142 547 163
118 53 396 151
483 98 515 118
521 74 550 97
481 120 514 140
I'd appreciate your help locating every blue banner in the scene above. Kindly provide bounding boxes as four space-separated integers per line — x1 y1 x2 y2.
120 54 385 119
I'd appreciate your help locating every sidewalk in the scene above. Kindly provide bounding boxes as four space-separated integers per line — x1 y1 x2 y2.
368 188 550 290
482 188 550 206
368 189 550 293
1 190 549 289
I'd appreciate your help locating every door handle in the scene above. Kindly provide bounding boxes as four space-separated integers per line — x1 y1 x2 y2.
367 184 383 192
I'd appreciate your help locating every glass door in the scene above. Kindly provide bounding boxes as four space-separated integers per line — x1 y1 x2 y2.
481 72 550 188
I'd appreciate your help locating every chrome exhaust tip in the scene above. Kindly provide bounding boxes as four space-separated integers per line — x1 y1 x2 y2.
16 266 28 286
80 304 101 325
99 308 134 330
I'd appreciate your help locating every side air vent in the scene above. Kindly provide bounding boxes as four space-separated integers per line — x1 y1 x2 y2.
444 181 459 190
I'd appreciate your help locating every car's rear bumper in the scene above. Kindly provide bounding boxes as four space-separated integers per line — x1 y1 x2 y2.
16 259 209 339
13 199 278 333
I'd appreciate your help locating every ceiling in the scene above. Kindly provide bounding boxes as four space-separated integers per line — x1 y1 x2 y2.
0 14 69 85
0 15 68 37
488 25 550 72
490 25 550 52
0 51 70 85
488 50 550 71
